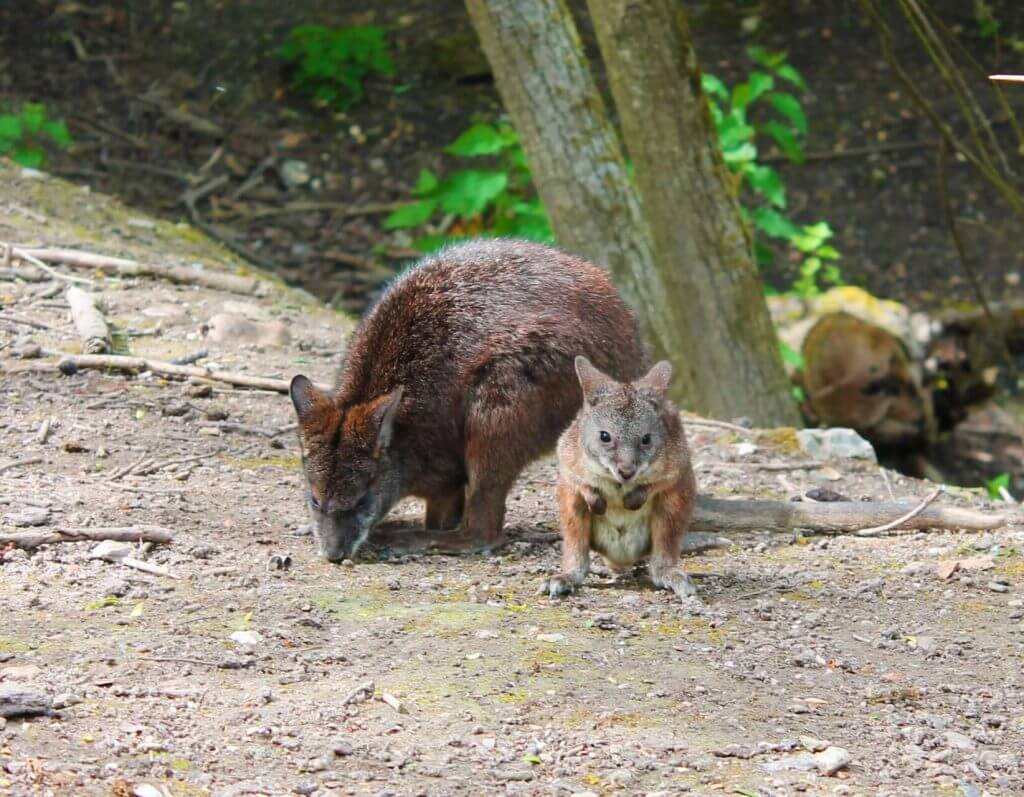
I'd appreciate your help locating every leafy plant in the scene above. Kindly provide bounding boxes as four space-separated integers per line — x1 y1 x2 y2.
0 102 73 168
703 48 842 298
384 120 552 251
277 24 394 111
985 472 1011 500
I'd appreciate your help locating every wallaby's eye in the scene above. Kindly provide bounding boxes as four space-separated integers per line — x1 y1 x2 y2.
599 431 611 443
641 434 652 446
309 495 322 511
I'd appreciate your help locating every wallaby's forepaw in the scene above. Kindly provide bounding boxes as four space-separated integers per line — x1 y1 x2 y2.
580 486 606 516
544 574 580 599
623 485 648 511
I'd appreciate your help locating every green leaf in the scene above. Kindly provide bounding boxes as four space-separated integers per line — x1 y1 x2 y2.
817 244 840 260
701 72 729 100
445 123 509 157
753 239 775 266
383 198 438 229
779 341 805 369
763 121 804 162
412 169 439 196
522 754 542 765
746 72 775 105
776 63 808 92
437 170 508 216
793 221 834 252
747 46 787 70
20 103 46 134
722 141 757 167
41 120 73 148
0 115 23 141
986 472 1011 499
12 147 45 168
747 164 786 207
717 114 756 150
768 92 807 135
413 233 452 253
753 207 800 240
732 72 773 110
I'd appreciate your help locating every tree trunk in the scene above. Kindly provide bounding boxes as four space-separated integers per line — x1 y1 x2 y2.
587 0 799 424
465 0 798 425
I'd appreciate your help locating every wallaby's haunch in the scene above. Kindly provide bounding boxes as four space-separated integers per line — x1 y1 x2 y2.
547 357 699 602
289 239 646 562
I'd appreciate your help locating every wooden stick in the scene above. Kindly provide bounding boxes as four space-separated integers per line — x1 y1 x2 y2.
0 455 42 475
0 312 55 331
0 525 172 551
54 352 329 393
2 244 93 285
65 286 111 354
691 495 1008 534
121 556 178 579
854 487 943 536
10 245 263 296
682 414 754 435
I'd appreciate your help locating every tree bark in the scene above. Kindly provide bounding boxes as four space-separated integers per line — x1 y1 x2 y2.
587 0 798 424
465 0 798 424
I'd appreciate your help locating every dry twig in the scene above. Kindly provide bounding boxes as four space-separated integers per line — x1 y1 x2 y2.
0 525 173 551
854 487 945 536
7 244 262 295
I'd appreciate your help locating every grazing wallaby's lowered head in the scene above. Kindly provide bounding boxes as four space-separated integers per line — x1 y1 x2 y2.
548 356 698 602
289 375 405 561
288 239 647 562
574 355 673 486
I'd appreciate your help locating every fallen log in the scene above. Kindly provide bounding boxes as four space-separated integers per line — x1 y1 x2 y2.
0 685 52 718
691 495 1009 535
0 525 173 551
65 286 111 354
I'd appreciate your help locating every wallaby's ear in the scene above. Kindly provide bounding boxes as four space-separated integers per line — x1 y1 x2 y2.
574 356 612 404
369 386 404 457
637 360 673 399
290 375 330 424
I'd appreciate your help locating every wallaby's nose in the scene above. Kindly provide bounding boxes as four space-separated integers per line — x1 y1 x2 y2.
617 464 636 481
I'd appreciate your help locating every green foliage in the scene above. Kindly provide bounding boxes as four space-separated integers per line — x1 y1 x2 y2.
985 472 1011 499
974 0 1001 38
0 102 73 168
704 48 842 298
277 25 394 111
384 121 552 251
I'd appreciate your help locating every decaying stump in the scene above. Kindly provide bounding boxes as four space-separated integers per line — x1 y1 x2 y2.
770 288 1024 494
800 311 934 449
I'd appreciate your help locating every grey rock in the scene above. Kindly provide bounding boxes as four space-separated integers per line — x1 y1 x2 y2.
988 581 1010 593
797 427 877 462
944 731 976 751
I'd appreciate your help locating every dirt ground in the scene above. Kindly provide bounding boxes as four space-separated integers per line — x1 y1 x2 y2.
2 163 1024 797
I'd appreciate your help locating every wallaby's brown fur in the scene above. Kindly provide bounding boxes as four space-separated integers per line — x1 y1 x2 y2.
289 239 647 561
547 357 699 602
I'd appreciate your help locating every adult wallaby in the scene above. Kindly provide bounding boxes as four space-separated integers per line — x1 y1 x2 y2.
289 239 647 562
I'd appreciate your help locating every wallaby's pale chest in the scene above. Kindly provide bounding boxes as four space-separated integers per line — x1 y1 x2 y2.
590 491 653 571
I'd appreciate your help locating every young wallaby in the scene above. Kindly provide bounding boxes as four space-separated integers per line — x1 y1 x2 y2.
289 239 647 562
547 356 699 602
